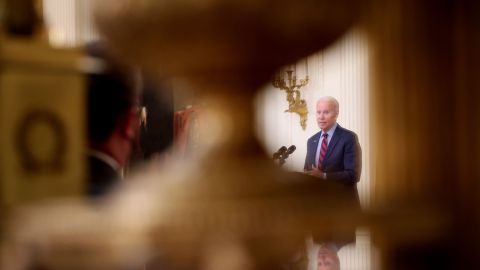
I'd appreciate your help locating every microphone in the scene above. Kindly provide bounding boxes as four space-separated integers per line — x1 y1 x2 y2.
272 146 287 160
281 145 296 159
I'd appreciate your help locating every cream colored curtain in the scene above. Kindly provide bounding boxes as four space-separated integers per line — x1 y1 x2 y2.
43 0 98 47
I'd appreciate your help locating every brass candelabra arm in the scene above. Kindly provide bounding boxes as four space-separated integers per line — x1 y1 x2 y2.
272 78 287 90
298 76 309 87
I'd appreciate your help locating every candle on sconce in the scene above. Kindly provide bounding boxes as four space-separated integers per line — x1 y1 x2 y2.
292 63 297 82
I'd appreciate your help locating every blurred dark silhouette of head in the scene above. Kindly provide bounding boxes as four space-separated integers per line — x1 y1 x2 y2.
86 41 141 168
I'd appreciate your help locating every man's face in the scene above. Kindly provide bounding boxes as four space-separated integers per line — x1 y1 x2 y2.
317 247 340 270
316 100 338 131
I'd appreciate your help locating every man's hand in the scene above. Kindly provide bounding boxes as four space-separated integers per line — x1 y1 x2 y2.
304 165 326 179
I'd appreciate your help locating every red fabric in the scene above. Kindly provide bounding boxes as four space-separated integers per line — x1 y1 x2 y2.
173 106 199 156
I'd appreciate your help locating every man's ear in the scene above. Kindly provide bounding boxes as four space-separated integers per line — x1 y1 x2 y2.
119 107 140 140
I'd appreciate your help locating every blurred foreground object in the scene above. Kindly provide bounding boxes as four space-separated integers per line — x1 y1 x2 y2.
0 1 85 267
95 0 480 269
3 0 39 36
3 0 363 270
366 0 480 269
93 0 362 268
85 42 142 198
5 0 480 269
94 0 359 85
0 7 85 211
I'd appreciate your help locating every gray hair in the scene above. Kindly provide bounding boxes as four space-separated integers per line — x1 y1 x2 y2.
317 96 339 114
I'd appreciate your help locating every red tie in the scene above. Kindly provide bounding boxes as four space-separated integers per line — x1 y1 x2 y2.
318 133 328 169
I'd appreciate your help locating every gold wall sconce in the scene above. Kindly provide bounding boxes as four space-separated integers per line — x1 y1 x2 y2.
272 61 309 130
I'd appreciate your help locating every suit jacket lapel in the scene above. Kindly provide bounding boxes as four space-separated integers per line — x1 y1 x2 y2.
310 132 321 165
311 132 320 148
324 125 342 162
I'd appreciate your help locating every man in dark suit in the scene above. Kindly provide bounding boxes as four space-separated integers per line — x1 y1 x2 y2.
304 96 362 252
86 43 142 198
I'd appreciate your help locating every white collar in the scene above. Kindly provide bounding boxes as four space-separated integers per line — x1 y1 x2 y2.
321 123 338 137
88 149 121 172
